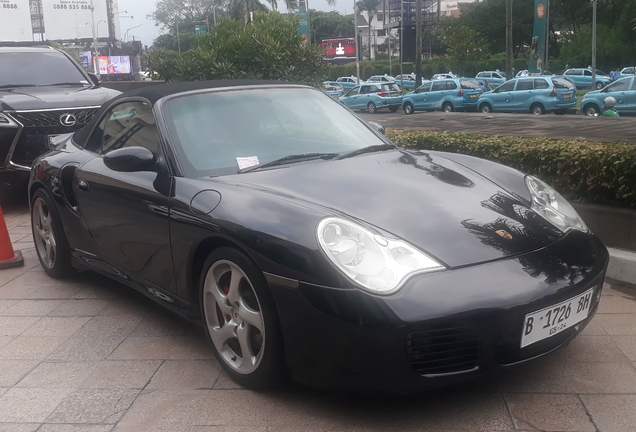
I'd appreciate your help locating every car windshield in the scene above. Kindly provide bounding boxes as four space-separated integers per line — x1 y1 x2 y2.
552 77 575 89
163 87 390 177
460 79 481 89
380 83 401 92
0 52 89 87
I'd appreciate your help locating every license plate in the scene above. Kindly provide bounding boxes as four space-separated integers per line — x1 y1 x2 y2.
390 93 399 97
563 94 571 99
330 94 338 99
521 288 594 348
469 94 477 98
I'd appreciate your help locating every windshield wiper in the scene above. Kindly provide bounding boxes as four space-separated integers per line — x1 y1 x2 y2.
0 84 38 89
240 153 339 173
43 82 87 86
335 143 396 160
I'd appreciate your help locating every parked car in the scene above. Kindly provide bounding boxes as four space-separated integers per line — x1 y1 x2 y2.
395 74 417 89
431 73 458 80
367 75 397 84
402 78 482 114
0 46 120 190
339 82 402 113
29 80 608 392
475 71 507 86
322 81 344 99
620 67 635 78
478 76 577 115
515 70 554 77
335 76 358 89
581 76 636 116
562 68 611 89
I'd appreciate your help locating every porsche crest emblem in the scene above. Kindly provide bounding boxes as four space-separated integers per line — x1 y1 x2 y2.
495 229 513 240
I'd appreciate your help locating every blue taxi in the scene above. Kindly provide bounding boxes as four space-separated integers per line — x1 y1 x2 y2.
401 78 481 114
322 81 344 99
335 76 358 90
339 82 403 113
562 68 611 90
477 76 576 115
475 71 507 87
581 76 636 116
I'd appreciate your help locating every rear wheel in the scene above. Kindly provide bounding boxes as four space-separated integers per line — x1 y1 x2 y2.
583 104 600 117
200 247 285 389
530 103 545 115
442 102 454 113
403 102 414 115
31 189 73 278
367 102 377 114
480 103 493 114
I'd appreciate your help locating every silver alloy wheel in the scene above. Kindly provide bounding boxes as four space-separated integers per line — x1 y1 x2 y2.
367 102 376 113
481 104 492 114
32 197 57 269
203 259 265 375
443 103 453 113
404 103 414 114
531 104 544 115
585 105 599 117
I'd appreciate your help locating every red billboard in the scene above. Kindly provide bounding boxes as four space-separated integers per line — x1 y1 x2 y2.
322 38 357 61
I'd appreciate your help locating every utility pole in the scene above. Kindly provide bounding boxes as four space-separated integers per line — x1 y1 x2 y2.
355 1 360 84
415 0 422 87
505 0 512 79
89 0 100 78
592 0 597 88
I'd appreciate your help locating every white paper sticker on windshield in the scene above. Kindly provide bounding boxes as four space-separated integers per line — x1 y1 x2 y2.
236 156 260 170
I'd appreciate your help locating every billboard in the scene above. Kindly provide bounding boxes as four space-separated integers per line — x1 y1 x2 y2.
0 0 33 41
41 0 110 40
293 6 309 44
98 55 131 74
529 0 546 73
322 38 356 61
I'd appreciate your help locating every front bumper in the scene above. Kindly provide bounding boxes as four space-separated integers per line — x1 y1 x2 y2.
269 230 608 392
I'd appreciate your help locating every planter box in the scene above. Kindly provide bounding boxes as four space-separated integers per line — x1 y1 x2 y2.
572 202 636 251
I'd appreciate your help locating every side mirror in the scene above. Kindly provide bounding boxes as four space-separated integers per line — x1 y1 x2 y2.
367 121 385 135
87 73 101 87
103 146 157 172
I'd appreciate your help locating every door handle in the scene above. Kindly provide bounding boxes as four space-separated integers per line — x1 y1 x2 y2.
78 179 89 192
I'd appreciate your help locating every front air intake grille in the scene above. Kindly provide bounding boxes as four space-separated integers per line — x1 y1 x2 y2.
11 108 97 128
406 323 480 375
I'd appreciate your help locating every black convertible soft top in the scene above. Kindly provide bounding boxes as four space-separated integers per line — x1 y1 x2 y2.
73 80 299 146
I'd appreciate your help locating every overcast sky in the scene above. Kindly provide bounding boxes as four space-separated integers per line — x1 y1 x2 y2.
116 0 350 47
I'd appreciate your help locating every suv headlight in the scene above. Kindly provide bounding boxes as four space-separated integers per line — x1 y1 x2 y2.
525 176 588 233
317 217 444 294
0 112 18 127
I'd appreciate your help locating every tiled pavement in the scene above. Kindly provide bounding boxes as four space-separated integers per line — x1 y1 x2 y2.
1 198 636 432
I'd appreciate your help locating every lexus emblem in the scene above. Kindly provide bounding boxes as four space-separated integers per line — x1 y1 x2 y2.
59 114 77 127
495 229 513 240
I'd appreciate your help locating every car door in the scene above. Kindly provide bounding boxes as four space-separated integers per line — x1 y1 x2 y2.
74 99 176 292
428 80 447 109
513 78 535 111
341 86 360 108
602 77 633 113
490 80 516 111
564 69 582 87
411 82 432 109
358 85 375 108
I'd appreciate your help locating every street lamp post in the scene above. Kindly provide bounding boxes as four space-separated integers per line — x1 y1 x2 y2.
354 1 360 84
89 0 99 77
124 23 143 42
592 0 597 88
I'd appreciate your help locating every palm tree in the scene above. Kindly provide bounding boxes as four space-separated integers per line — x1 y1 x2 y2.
356 0 381 60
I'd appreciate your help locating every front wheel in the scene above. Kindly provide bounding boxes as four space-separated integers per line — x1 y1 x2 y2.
367 102 377 114
595 81 604 90
31 188 73 278
480 103 492 114
583 104 600 117
530 103 545 115
200 247 285 389
403 102 414 115
442 102 454 113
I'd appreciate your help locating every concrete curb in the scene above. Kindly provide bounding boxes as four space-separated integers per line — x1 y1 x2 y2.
607 247 636 286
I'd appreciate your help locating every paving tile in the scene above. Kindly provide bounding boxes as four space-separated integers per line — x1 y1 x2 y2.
597 290 636 314
79 360 163 389
15 361 97 389
553 334 630 362
212 371 244 390
579 317 608 335
107 336 215 360
0 387 74 422
71 285 123 300
1 300 66 316
0 423 40 432
0 336 14 349
146 360 222 389
23 284 85 300
0 284 38 300
580 394 636 432
38 425 114 432
611 335 636 361
0 360 39 387
0 264 39 287
48 299 111 317
0 299 18 313
96 297 157 317
127 312 193 337
46 389 140 424
595 313 636 335
22 317 91 337
0 317 41 336
0 336 70 360
5 272 78 286
504 393 595 431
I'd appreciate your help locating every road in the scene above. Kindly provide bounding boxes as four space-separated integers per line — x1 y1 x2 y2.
358 110 636 143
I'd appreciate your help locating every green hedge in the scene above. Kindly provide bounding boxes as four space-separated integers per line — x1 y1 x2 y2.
386 130 636 209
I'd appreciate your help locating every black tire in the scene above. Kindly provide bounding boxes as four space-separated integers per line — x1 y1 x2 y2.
442 102 454 113
367 102 377 114
480 103 493 114
31 188 73 278
200 247 285 389
595 81 604 90
403 102 414 115
389 106 398 112
530 103 545 115
583 104 600 117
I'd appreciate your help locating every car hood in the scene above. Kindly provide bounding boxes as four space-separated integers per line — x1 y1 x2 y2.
0 85 120 111
218 149 563 268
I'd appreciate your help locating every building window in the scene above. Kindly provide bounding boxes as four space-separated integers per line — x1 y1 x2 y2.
377 29 386 37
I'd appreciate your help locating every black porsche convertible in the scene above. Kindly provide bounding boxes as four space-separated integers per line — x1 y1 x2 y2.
29 80 608 392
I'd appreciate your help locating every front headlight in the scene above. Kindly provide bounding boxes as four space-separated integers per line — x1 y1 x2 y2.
0 112 18 127
525 176 588 233
317 217 444 294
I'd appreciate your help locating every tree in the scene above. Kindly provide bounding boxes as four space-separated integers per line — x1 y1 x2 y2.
438 22 484 76
145 13 327 85
356 0 381 60
309 10 354 45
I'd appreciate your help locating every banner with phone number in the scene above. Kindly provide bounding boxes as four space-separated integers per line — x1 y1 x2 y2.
0 0 33 41
41 0 109 40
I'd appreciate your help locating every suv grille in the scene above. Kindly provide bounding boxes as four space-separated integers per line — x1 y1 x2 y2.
406 323 480 376
8 108 97 167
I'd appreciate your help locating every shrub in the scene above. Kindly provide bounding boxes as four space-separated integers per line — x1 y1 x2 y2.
387 130 636 209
